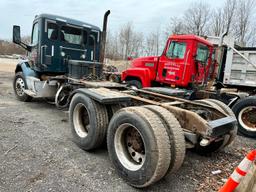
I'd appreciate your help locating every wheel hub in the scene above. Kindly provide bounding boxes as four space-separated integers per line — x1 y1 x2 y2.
15 77 25 96
126 127 145 163
73 103 90 138
238 106 256 131
114 123 146 171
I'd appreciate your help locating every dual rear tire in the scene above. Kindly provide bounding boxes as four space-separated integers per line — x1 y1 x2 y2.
69 94 185 187
107 106 185 187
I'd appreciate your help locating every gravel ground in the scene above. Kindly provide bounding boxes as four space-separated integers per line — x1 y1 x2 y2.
0 60 255 192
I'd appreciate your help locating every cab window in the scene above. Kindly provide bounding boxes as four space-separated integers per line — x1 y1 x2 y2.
166 41 186 59
60 26 82 45
48 22 58 40
31 22 39 45
83 30 88 45
89 32 98 47
196 44 209 63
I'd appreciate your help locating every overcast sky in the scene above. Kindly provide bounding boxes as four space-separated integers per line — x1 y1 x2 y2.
0 0 224 40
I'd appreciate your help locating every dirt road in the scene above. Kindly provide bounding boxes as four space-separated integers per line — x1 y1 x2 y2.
0 58 255 192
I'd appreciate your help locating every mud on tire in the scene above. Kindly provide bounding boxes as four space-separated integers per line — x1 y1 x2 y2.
144 105 185 174
107 107 171 188
69 93 108 150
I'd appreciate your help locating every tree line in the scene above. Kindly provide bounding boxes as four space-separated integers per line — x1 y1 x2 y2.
0 0 255 59
0 36 30 56
106 0 256 60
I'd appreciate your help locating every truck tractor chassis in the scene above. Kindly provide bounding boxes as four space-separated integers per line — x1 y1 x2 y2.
64 77 237 187
11 10 237 188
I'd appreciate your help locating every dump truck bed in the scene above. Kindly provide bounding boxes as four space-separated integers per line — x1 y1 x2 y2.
224 48 256 87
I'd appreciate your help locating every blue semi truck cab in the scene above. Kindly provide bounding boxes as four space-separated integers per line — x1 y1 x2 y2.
12 11 109 103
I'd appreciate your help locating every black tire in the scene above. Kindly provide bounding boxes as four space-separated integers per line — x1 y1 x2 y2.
13 72 32 102
126 80 142 89
194 99 227 155
109 74 121 83
144 105 186 174
206 99 237 146
69 93 108 150
107 107 171 188
232 96 256 138
106 104 122 121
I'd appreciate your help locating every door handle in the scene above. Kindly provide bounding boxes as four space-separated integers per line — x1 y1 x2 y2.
41 45 47 65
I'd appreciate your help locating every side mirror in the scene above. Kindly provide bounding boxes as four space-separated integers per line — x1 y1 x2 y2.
13 25 21 44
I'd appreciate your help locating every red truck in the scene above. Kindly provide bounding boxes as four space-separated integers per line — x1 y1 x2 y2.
121 34 256 138
122 34 214 89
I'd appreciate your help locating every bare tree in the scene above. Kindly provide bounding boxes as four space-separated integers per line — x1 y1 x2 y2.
145 30 161 56
130 32 144 57
234 0 256 45
119 22 133 60
223 0 237 34
119 22 144 59
105 31 114 59
0 38 28 55
183 1 211 36
105 0 256 60
246 25 256 46
166 17 186 35
211 8 224 36
106 22 144 60
22 35 31 44
210 0 236 36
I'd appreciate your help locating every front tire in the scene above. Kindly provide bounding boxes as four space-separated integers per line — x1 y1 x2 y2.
13 72 32 102
107 107 171 188
126 80 142 89
109 74 121 83
232 96 256 138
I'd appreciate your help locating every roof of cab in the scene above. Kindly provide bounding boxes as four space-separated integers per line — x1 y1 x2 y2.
169 34 213 46
35 13 101 31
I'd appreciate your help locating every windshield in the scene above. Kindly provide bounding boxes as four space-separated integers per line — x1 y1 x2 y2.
196 44 209 63
166 41 187 59
60 26 82 45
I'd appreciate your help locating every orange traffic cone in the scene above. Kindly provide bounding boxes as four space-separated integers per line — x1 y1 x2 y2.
219 150 256 192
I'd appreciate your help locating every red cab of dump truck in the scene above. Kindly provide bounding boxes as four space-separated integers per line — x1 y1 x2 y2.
121 35 214 88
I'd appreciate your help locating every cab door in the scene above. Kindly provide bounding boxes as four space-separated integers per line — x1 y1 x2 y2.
156 40 190 87
194 43 210 86
41 19 63 73
29 21 40 71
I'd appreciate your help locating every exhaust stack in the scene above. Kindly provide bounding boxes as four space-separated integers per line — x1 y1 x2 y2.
99 10 111 64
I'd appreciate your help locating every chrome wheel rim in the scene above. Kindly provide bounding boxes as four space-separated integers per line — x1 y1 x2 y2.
114 123 145 171
73 103 90 138
238 106 256 132
15 77 25 96
130 85 138 90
